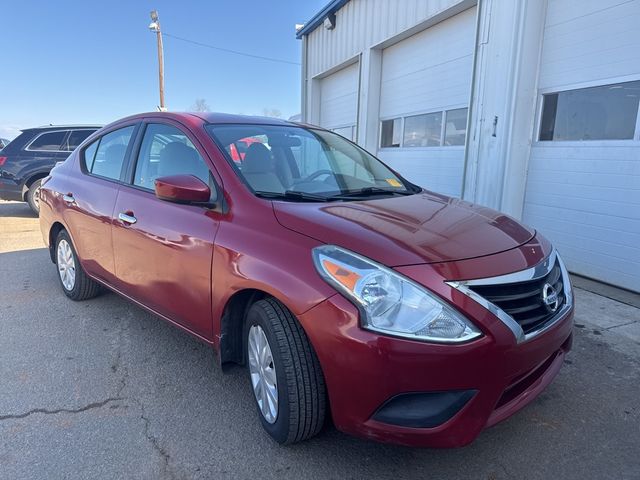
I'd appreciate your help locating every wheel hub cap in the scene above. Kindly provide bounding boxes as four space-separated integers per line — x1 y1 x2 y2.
248 325 278 423
57 240 76 291
34 185 41 208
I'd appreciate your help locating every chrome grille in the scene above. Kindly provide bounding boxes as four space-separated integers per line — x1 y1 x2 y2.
446 250 573 343
467 260 565 335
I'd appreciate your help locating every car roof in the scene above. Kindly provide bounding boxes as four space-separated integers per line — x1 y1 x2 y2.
21 125 102 132
106 111 307 128
190 112 301 126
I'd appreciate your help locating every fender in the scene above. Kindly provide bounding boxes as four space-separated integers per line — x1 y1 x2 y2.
210 210 337 359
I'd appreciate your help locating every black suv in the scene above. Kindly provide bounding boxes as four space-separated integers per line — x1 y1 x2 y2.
0 125 100 213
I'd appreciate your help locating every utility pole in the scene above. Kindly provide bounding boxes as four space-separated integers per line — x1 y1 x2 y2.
149 10 166 111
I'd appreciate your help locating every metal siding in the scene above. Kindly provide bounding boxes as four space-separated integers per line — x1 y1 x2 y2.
538 0 640 89
379 7 475 118
378 147 465 197
306 0 465 78
523 0 640 291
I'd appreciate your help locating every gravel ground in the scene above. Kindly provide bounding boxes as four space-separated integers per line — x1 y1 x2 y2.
1 200 639 480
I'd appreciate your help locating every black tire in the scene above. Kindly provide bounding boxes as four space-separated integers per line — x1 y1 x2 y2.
54 230 101 301
26 178 42 215
245 298 327 444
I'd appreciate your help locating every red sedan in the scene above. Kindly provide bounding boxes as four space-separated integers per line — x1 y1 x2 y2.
39 112 574 447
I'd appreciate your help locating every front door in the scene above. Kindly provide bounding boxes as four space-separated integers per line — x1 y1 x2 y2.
111 122 220 339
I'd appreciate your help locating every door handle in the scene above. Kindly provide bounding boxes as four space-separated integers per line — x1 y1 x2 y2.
118 212 137 225
62 193 76 205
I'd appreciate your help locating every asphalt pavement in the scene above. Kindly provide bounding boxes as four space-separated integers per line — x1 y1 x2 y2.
1 200 639 480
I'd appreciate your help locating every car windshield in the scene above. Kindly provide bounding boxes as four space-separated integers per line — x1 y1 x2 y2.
206 124 419 201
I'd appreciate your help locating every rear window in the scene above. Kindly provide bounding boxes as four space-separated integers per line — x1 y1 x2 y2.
27 131 68 151
63 129 97 151
82 126 135 181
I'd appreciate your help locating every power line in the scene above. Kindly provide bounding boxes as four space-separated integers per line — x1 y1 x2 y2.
162 32 301 66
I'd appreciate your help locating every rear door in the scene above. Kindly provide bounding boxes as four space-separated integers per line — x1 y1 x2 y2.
21 129 70 181
111 120 220 339
63 124 138 283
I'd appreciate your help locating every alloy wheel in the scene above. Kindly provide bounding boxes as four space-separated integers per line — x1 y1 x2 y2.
33 184 41 209
248 324 278 423
57 239 76 291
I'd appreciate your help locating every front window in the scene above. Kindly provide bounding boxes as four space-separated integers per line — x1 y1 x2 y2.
133 123 211 190
207 124 418 201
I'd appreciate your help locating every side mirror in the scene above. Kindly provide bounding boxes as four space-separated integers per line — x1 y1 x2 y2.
154 174 211 204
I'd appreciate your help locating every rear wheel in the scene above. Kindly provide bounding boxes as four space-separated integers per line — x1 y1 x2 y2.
55 230 101 301
26 179 42 215
245 298 327 444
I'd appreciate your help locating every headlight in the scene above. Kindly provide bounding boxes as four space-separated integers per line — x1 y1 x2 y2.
312 245 481 343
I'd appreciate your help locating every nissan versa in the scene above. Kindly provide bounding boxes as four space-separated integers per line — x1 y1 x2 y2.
39 112 574 447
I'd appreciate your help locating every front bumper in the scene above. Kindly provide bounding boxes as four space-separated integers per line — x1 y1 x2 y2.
298 275 574 448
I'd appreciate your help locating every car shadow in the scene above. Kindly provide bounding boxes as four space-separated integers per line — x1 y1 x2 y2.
0 200 37 218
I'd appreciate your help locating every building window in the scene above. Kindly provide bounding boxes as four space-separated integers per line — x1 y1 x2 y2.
380 107 468 148
539 80 640 141
444 108 468 146
404 112 442 147
380 118 402 148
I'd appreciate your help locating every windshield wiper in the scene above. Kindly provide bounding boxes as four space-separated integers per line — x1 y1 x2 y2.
255 187 414 203
328 187 414 199
255 190 333 202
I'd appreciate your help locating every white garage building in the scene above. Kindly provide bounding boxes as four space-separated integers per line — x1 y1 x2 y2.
297 0 640 292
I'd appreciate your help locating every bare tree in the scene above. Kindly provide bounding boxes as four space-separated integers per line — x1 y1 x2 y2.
191 98 210 112
262 108 282 118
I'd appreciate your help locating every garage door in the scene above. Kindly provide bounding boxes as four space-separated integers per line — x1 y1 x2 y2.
376 7 476 197
319 62 359 140
523 0 640 291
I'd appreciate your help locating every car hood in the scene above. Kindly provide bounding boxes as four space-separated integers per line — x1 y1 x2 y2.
272 191 535 267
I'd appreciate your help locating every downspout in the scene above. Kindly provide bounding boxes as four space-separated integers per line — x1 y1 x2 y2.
301 34 308 122
355 53 363 144
460 0 484 200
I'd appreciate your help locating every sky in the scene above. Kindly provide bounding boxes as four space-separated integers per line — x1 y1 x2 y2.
0 0 328 139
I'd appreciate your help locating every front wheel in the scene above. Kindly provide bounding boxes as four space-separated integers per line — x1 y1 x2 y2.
245 298 327 444
55 230 101 301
